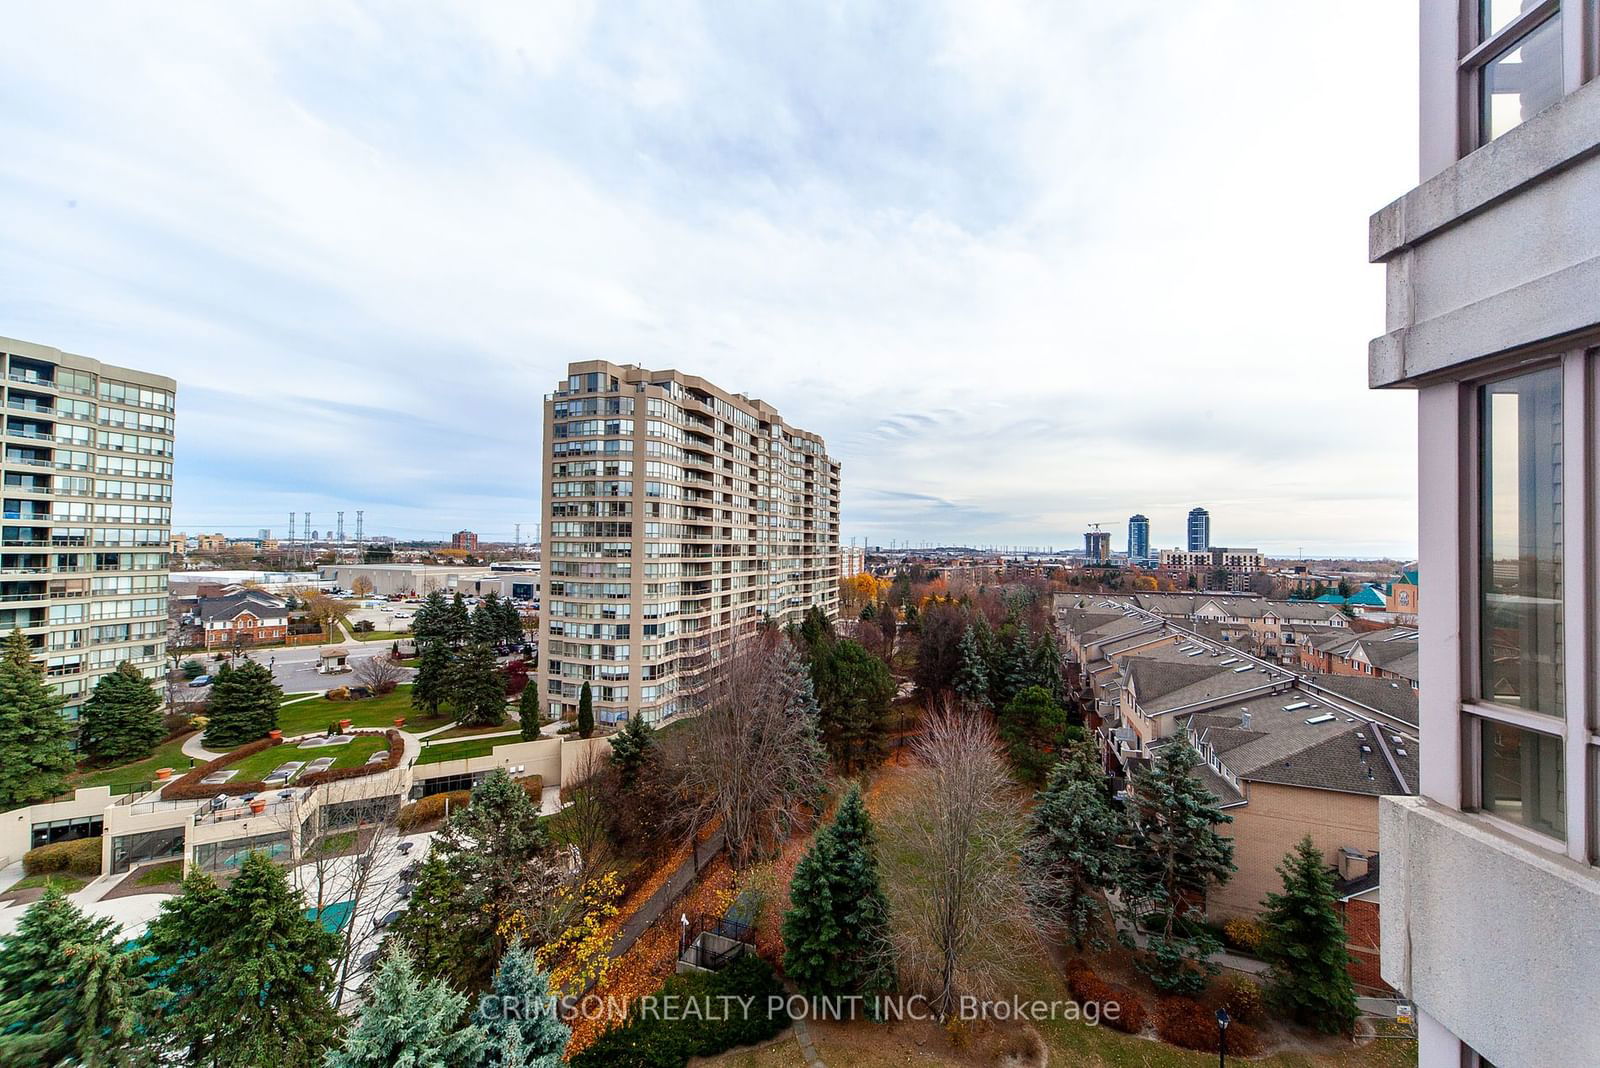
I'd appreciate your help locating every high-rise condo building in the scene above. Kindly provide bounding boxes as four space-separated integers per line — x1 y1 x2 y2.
0 336 175 733
1127 513 1150 561
1083 529 1110 563
1370 3 1600 1065
540 361 841 725
1186 506 1210 551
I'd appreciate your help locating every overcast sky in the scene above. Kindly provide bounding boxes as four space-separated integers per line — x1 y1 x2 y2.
0 2 1420 557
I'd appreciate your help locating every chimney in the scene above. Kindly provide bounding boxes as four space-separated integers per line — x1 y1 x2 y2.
1240 711 1251 729
1338 848 1369 882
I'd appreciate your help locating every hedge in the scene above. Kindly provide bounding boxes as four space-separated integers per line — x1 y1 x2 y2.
569 953 786 1067
296 731 404 787
395 777 543 833
24 836 103 877
1064 962 1147 1034
1154 997 1261 1056
162 736 284 800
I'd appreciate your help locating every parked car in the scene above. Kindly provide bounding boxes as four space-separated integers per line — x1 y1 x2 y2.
189 675 213 687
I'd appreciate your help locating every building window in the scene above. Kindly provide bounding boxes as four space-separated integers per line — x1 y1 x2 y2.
1478 718 1566 839
1478 367 1563 716
1466 1 1564 147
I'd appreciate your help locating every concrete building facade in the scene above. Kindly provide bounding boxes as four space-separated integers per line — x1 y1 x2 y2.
0 336 174 731
540 361 841 724
1371 4 1600 1064
1083 529 1110 563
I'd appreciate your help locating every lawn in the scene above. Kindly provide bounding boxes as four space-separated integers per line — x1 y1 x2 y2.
347 628 411 642
68 733 198 792
430 721 517 741
220 734 392 782
6 873 89 895
415 736 502 765
134 861 184 887
280 691 317 704
275 685 453 737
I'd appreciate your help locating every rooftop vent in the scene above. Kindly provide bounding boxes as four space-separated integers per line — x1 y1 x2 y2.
1282 701 1312 712
1305 713 1337 725
1232 665 1255 673
1396 748 1409 757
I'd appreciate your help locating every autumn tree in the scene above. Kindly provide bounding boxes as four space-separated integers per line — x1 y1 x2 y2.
349 576 376 598
302 591 353 641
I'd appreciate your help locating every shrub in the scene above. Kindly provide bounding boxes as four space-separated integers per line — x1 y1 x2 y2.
1223 916 1265 955
395 777 542 833
1154 997 1260 1056
570 953 786 1068
1217 974 1265 1024
1065 964 1147 1035
24 836 103 877
162 737 282 800
325 687 351 701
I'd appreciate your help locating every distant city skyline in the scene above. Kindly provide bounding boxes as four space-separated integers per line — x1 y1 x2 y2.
0 5 1420 557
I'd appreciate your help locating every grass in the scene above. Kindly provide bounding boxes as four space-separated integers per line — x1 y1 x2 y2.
220 734 391 782
347 628 412 642
275 685 452 736
67 733 197 792
309 830 357 857
133 860 184 887
415 736 502 765
430 721 518 741
6 873 89 894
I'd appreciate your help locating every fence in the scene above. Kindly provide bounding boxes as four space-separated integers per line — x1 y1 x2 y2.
606 828 726 963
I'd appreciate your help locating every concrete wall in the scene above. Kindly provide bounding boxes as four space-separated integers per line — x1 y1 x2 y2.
0 787 114 868
1382 796 1600 1067
1207 782 1379 922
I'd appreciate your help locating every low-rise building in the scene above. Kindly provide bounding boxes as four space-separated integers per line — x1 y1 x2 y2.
195 590 290 649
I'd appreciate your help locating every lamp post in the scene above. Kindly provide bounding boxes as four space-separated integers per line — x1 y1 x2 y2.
1215 1007 1230 1068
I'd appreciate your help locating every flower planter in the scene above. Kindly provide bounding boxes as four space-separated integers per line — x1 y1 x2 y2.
249 800 266 814
339 719 352 730
393 717 406 728
268 729 282 741
155 768 173 781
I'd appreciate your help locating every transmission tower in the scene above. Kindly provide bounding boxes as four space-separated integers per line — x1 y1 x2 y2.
355 510 364 549
336 511 345 544
288 512 296 557
303 513 311 548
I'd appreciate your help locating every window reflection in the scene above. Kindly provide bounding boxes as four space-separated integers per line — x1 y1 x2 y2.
1480 13 1564 144
1480 720 1565 839
1479 367 1563 715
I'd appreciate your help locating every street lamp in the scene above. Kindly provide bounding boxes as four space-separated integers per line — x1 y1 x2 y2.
1215 1007 1230 1068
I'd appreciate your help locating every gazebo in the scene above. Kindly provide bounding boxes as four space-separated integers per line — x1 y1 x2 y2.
317 646 351 674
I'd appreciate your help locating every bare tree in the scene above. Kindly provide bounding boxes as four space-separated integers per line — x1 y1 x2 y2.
302 592 353 642
559 745 614 881
672 635 827 868
351 655 405 695
879 697 1026 1019
349 576 376 598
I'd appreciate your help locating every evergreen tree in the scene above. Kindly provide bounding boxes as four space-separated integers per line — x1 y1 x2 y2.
393 854 488 994
952 624 990 707
997 684 1071 784
473 593 503 645
79 660 165 764
782 785 893 1003
472 942 569 1067
449 641 506 727
0 886 127 1066
498 597 525 648
328 949 485 1068
412 639 451 717
200 659 282 748
141 854 342 1066
0 628 73 807
518 686 543 741
55 936 165 1068
412 589 450 646
576 681 593 739
608 714 655 784
797 605 833 653
993 622 1034 709
1031 631 1065 705
1258 836 1359 1035
1021 745 1121 950
445 593 472 647
809 639 894 770
1116 737 1235 994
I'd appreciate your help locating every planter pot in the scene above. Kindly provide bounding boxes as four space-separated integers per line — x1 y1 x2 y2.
268 730 282 741
339 719 352 730
249 800 266 814
393 717 406 728
155 768 173 780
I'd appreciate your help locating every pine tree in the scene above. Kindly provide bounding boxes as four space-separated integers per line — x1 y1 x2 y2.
952 624 990 708
412 589 450 647
473 942 569 1067
1021 745 1121 950
56 935 166 1068
499 597 525 648
782 785 893 1003
445 593 472 647
576 681 593 739
473 593 503 645
328 949 485 1068
0 629 73 807
809 639 894 770
994 622 1034 709
449 641 506 727
200 659 282 748
393 854 488 995
1258 836 1359 1035
608 714 655 784
79 661 165 764
0 886 126 1066
140 853 342 1066
412 639 451 717
518 686 543 741
998 685 1070 784
1031 631 1064 705
1116 736 1235 994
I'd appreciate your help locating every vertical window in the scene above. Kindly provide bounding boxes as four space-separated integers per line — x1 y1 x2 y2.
1466 1 1564 147
1479 719 1566 839
1479 367 1563 715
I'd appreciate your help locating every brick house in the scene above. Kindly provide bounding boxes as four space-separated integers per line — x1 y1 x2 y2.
197 591 290 649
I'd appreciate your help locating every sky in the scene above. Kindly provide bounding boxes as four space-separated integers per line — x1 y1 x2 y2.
0 2 1421 557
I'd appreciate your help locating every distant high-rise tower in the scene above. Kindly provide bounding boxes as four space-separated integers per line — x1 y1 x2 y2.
1127 514 1150 561
1187 507 1211 551
1084 529 1111 563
